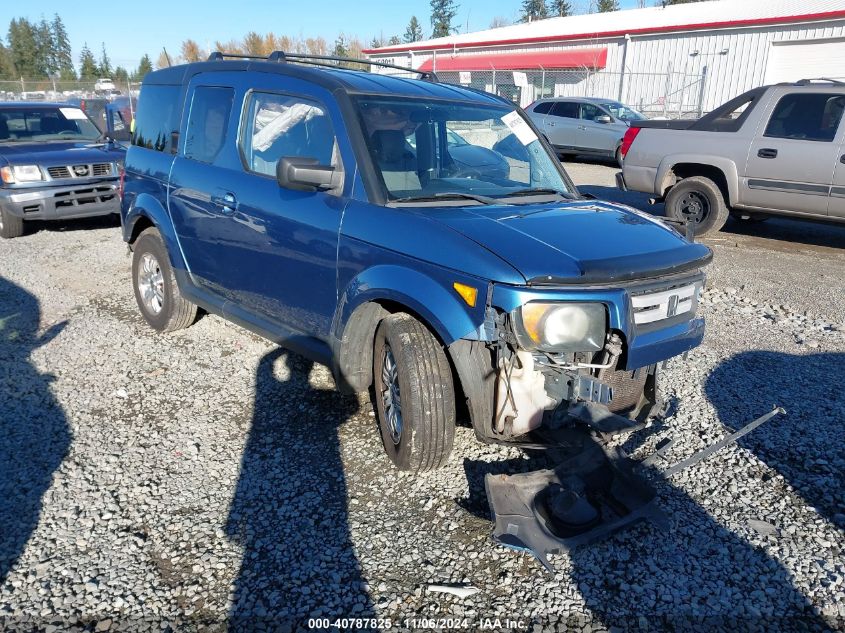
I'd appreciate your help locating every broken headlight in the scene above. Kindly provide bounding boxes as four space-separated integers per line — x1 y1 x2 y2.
512 302 606 353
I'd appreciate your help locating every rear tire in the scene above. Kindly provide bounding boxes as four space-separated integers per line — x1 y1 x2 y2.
615 146 623 168
132 228 197 332
664 176 729 237
0 206 24 239
373 313 456 472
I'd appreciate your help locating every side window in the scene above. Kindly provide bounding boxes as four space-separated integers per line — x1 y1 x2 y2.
764 93 845 142
131 84 180 152
579 103 603 121
550 101 578 119
184 86 235 163
532 102 553 115
240 92 337 177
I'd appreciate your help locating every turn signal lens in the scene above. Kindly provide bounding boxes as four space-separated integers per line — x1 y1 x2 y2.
0 166 13 184
453 282 478 307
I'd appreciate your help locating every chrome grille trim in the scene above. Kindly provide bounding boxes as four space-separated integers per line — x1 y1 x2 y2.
631 281 700 325
45 163 114 180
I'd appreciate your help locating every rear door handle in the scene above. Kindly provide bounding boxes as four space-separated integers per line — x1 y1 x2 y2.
211 192 237 216
578 125 587 130
757 148 778 159
548 122 556 127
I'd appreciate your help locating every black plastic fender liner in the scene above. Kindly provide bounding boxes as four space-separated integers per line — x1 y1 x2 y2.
484 435 668 572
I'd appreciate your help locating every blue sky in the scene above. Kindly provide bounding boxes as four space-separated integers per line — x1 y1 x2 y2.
10 0 641 72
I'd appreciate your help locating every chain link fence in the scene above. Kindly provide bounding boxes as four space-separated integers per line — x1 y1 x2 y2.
423 68 708 119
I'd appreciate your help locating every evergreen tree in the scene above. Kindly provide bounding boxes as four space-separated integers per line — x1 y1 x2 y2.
430 0 458 38
333 33 349 58
0 40 16 80
99 42 112 76
388 35 401 45
403 16 424 43
548 0 573 17
8 18 41 77
520 0 548 22
79 43 98 80
36 18 54 75
134 54 153 81
596 0 619 12
370 35 385 49
51 15 76 79
114 66 129 84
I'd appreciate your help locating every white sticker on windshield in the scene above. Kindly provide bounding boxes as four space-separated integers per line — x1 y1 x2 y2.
60 107 87 120
501 110 537 146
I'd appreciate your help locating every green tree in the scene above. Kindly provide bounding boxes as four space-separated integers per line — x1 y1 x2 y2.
370 35 385 49
548 0 573 17
403 16 424 43
596 0 619 11
0 40 16 80
51 14 76 79
520 0 548 22
430 0 458 38
388 35 401 46
79 43 98 80
8 18 41 77
333 33 349 58
133 54 153 81
99 42 112 76
36 18 54 75
113 66 129 84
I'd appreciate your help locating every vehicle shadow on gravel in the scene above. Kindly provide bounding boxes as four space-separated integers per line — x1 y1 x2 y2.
462 434 833 630
225 347 374 630
0 276 70 584
706 351 845 531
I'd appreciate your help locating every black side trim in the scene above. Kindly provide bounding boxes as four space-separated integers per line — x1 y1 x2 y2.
747 179 830 195
831 186 845 198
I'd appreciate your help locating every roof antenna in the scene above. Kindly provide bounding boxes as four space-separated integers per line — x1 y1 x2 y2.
162 47 172 67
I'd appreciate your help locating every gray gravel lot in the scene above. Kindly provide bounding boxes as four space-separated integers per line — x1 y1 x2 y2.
1 161 844 632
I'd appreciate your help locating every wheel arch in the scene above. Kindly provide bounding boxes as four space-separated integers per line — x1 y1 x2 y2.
123 193 186 272
656 157 738 206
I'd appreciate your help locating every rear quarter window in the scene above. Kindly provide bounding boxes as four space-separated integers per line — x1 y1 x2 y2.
131 84 181 153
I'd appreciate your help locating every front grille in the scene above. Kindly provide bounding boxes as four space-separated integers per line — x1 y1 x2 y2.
630 280 701 326
47 166 71 179
46 163 113 179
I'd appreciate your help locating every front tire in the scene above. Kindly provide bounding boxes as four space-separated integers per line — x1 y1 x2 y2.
0 206 24 239
132 228 197 332
664 176 729 237
373 313 456 472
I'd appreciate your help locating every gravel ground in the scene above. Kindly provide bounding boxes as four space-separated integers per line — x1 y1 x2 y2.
1 161 844 633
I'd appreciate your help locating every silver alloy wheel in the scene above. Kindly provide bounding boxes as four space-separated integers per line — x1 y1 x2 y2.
381 345 403 444
137 252 165 315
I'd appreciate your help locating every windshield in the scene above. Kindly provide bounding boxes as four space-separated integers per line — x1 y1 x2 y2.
0 106 101 143
599 102 646 122
357 96 573 203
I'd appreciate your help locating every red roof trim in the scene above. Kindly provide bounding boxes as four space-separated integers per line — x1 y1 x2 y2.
363 10 845 55
416 48 608 71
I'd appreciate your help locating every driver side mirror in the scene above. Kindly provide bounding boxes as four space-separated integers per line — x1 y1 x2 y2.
276 157 336 192
596 115 613 124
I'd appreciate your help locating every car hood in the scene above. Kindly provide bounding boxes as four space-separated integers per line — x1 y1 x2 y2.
427 199 712 284
0 141 125 167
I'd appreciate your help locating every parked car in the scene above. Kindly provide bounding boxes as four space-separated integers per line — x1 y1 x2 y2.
0 102 124 238
121 53 710 475
526 97 647 165
617 79 845 236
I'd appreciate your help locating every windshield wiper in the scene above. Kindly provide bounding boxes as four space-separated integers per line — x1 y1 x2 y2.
499 187 571 199
391 192 505 206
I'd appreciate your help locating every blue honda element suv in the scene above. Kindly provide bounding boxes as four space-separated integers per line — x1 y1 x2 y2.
121 52 711 473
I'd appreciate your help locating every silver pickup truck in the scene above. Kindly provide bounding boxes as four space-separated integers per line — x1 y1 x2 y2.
617 79 845 236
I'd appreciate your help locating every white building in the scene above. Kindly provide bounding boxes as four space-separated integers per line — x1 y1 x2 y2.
364 0 845 116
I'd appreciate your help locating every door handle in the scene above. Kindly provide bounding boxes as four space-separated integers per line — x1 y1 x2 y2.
578 125 587 130
548 122 556 127
211 192 237 216
757 148 778 159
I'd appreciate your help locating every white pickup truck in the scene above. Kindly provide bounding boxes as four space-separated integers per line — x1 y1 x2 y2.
617 79 845 236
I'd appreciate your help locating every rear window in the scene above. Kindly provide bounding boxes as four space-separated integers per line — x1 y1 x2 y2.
691 88 763 133
132 84 181 153
184 86 235 163
550 102 578 118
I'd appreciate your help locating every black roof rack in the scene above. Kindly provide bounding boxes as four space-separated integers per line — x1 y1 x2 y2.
206 50 438 82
